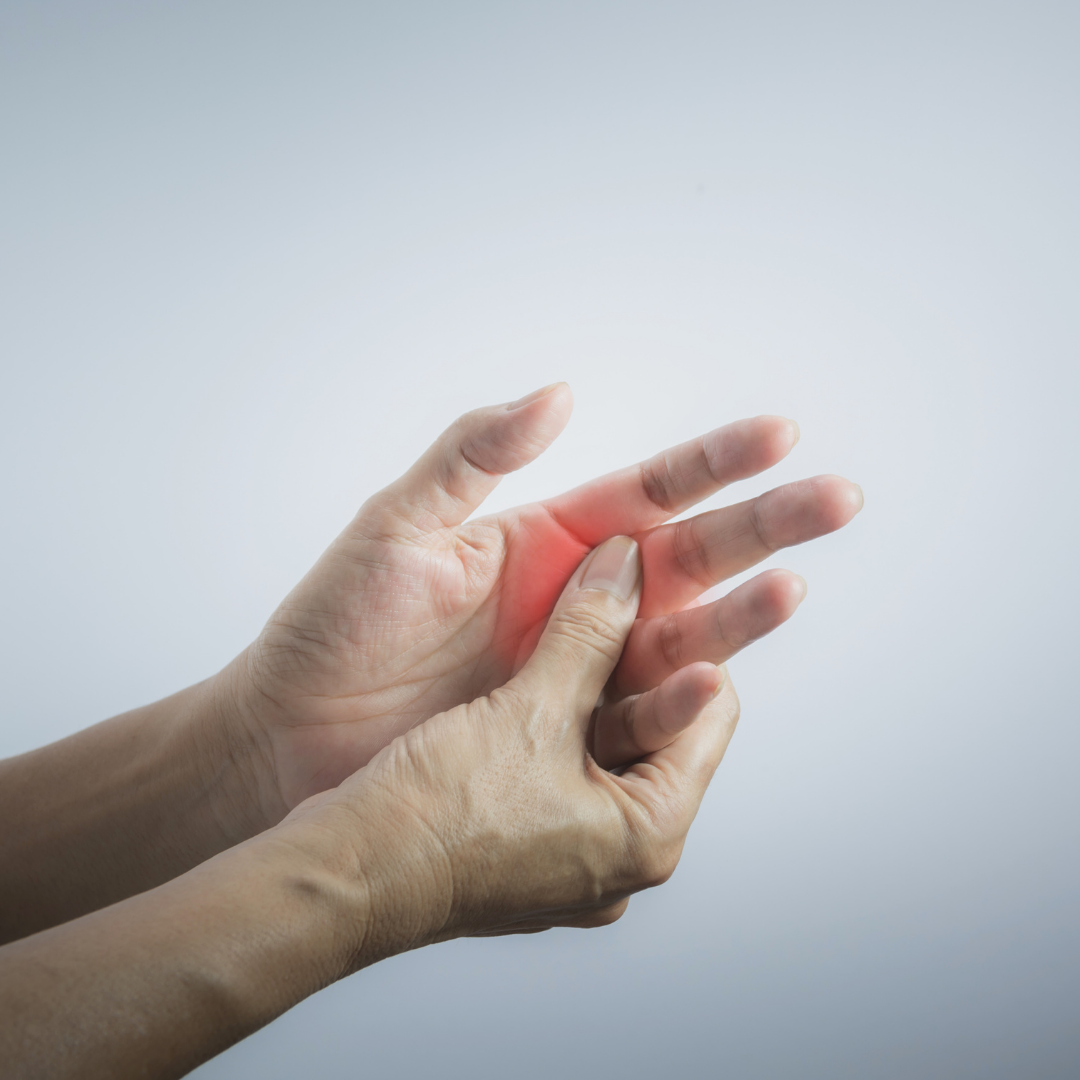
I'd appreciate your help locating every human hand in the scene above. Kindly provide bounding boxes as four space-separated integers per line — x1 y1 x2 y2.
283 535 741 955
0 538 738 1080
218 384 861 829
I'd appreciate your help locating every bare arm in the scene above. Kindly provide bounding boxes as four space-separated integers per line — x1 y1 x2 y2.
0 815 363 1079
0 673 262 945
0 387 860 946
1 538 743 1079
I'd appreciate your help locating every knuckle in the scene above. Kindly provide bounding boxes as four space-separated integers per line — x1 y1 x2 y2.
638 845 681 889
656 612 685 672
582 902 627 928
550 604 626 660
715 606 748 651
702 426 736 481
639 451 680 512
748 497 777 553
487 681 528 718
453 413 495 476
487 683 552 743
671 517 714 588
621 803 686 890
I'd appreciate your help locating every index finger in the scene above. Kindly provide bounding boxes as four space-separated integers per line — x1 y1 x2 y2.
615 678 742 824
543 416 800 545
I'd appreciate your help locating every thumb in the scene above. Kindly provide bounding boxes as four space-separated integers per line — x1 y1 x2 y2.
363 383 573 536
511 536 642 723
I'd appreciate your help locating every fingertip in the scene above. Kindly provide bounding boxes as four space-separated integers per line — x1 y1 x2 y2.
470 386 573 476
684 659 725 691
509 383 573 453
506 381 573 419
775 568 808 609
700 415 799 484
752 474 864 552
506 382 563 410
813 474 865 531
658 662 724 733
744 568 807 623
761 414 801 458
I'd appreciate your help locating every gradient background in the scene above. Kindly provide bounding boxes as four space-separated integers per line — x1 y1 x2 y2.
2 2 1078 1077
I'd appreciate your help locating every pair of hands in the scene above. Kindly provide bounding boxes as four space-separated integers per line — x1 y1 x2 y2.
0 383 862 1080
223 383 860 945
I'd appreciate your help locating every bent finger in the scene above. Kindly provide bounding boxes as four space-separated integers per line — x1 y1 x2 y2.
617 678 742 823
613 569 806 696
467 899 630 935
592 663 724 769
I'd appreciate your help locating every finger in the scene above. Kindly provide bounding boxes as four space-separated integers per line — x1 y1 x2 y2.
543 415 799 544
469 927 552 937
636 474 862 617
468 899 631 935
592 662 724 769
511 535 642 722
365 383 573 535
613 569 806 696
555 899 630 928
617 677 742 824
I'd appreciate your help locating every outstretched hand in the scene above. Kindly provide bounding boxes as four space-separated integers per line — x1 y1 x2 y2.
223 383 861 827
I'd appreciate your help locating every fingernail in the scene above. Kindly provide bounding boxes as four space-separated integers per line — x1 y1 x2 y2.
507 383 563 411
581 536 640 601
787 418 801 446
794 574 808 601
852 483 865 511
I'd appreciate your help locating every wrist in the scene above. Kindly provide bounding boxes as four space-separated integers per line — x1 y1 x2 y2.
277 783 456 972
188 650 290 845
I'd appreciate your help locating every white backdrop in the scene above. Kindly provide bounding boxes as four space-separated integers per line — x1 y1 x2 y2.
1 3 1078 1077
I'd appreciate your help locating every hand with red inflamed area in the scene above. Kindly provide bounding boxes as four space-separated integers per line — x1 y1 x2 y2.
217 382 862 832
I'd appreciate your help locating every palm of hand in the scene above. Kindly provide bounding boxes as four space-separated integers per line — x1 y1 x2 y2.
241 384 862 812
250 505 588 807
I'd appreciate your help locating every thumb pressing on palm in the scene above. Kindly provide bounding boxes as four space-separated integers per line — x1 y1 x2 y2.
511 534 642 726
319 534 735 948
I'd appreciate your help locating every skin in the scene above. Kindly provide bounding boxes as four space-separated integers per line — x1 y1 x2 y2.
226 383 860 821
0 384 862 944
0 537 748 1079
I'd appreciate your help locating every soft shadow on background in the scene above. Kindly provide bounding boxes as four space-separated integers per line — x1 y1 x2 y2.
1 2 1078 1077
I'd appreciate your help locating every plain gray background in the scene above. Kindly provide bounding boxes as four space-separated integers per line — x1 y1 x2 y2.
2 2 1078 1077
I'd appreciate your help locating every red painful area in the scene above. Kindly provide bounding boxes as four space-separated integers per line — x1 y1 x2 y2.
486 504 595 675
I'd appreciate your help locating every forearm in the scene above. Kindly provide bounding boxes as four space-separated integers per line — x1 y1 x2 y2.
0 659 275 943
0 820 369 1080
